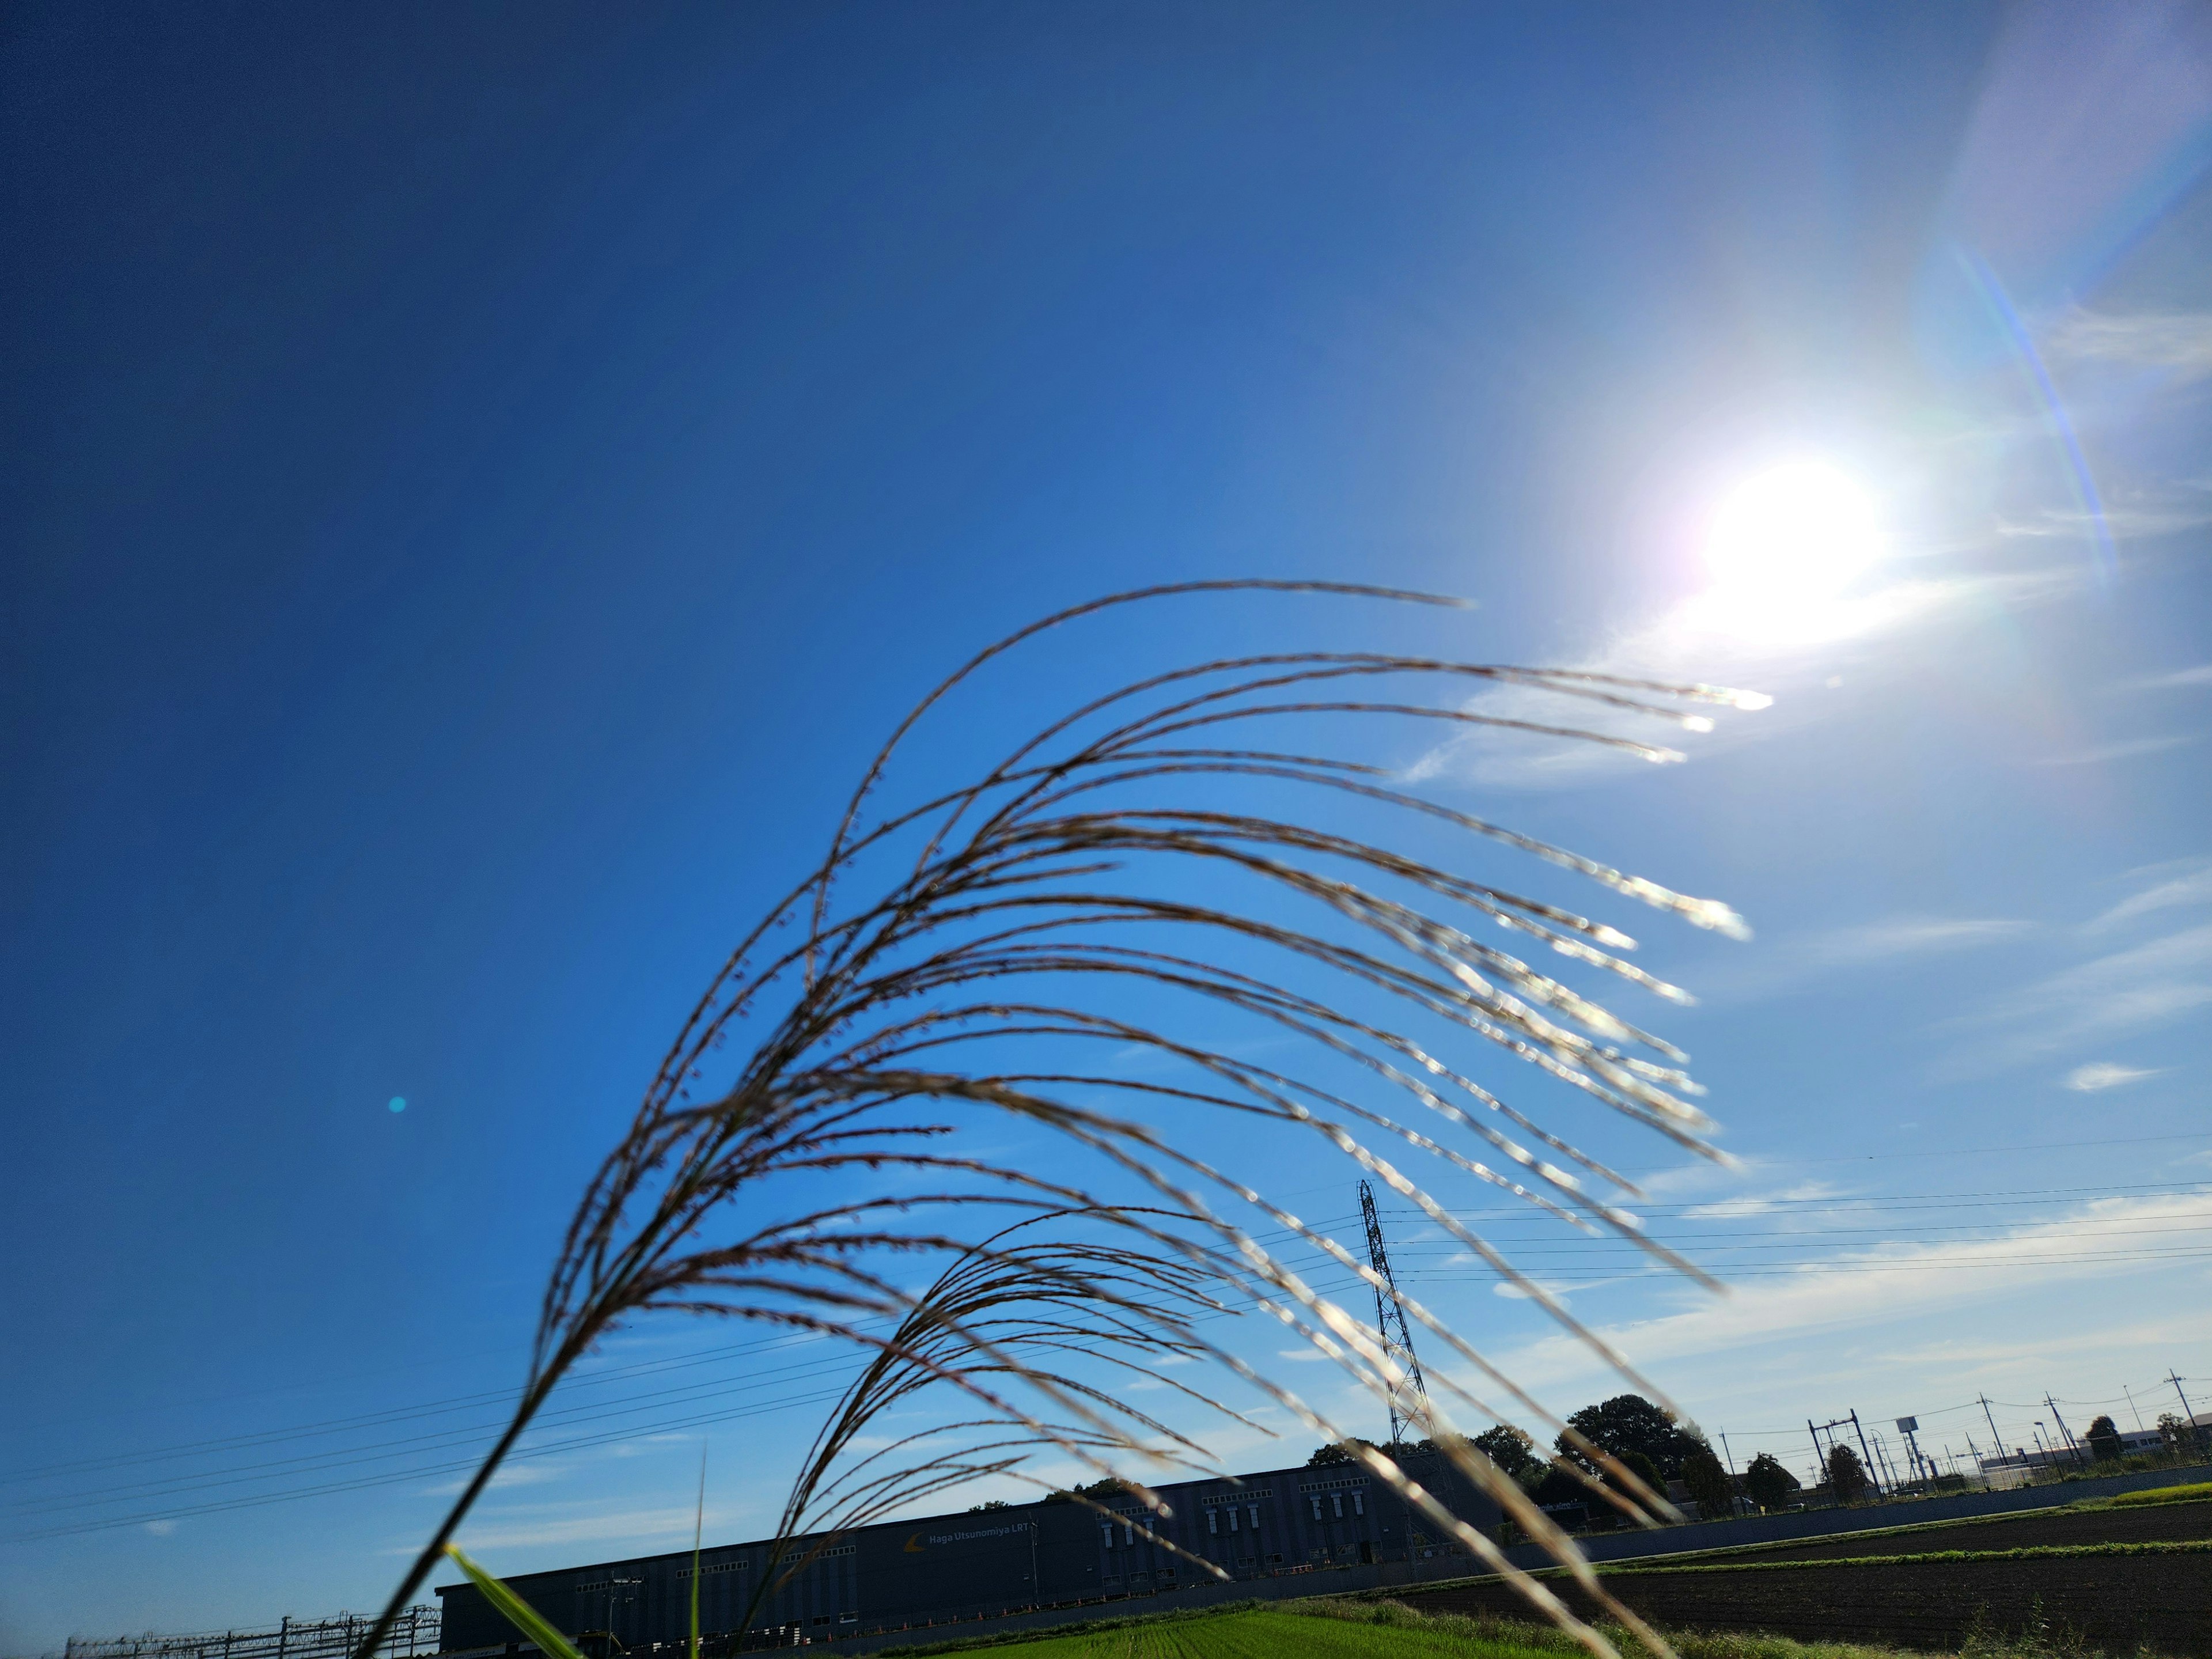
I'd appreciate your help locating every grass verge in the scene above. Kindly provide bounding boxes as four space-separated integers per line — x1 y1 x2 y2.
2105 1480 2212 1509
876 1593 2117 1659
1579 1541 2210 1577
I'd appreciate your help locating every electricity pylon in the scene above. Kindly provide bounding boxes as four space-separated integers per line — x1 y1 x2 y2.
1359 1179 1430 1447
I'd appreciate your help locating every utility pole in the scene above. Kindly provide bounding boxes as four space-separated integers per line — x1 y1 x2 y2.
1717 1431 1740 1517
1873 1435 1901 1492
1358 1180 1429 1447
2044 1395 2084 1465
2170 1373 2203 1457
1896 1418 1927 1484
1979 1395 2004 1459
1850 1411 1883 1497
2125 1385 2145 1431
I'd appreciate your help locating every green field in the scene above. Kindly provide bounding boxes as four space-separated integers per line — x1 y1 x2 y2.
2107 1479 2212 1508
878 1586 2189 1659
884 1605 1563 1659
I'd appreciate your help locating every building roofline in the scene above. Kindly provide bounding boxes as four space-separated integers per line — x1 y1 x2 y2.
431 1450 1444 1594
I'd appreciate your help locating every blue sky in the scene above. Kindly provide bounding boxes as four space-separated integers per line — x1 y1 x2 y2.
4 2 2210 1648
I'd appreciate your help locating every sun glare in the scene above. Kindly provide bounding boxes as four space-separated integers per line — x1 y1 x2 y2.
1694 460 1887 642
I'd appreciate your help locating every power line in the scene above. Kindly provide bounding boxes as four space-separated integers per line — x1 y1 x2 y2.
1 1327 850 1487
6 1378 865 1544
5 1345 875 1517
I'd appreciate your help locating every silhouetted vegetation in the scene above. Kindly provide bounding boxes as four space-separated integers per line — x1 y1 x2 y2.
1825 1444 1871 1505
355 585 1762 1659
1743 1452 1801 1512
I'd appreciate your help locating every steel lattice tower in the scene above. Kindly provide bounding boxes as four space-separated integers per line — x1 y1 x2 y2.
1359 1179 1430 1446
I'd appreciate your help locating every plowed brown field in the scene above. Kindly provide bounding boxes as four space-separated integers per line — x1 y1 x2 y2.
1402 1504 2212 1656
1685 1498 2210 1563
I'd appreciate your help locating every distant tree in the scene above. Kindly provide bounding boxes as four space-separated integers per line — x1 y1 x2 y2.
2155 1413 2205 1460
1042 1478 1130 1505
1308 1438 1380 1467
2086 1415 2123 1462
1387 1435 1468 1463
1528 1465 1592 1509
1473 1425 1539 1482
1680 1446 1733 1518
969 1499 1012 1511
1825 1443 1870 1504
1612 1449 1665 1499
1743 1453 1800 1512
1556 1393 1702 1479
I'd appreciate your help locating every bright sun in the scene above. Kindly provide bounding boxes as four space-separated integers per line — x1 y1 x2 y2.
1694 460 1886 642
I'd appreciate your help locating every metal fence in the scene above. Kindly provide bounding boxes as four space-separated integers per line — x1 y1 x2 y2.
58 1607 440 1659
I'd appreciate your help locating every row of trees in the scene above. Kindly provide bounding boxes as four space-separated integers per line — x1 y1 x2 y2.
1309 1393 1806 1518
1309 1397 2207 1521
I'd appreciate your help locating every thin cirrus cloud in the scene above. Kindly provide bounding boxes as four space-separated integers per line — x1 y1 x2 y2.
1408 559 2086 793
1406 590 1949 791
2088 857 2212 930
1694 916 2033 1004
1996 490 2212 544
1486 1190 2212 1397
2032 733 2202 766
1679 1180 1845 1221
435 1502 706 1555
2062 1062 2164 1092
2044 306 2212 381
1941 920 2212 1074
425 1462 566 1498
2124 664 2212 692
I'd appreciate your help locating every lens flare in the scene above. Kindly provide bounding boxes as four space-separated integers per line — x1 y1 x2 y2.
1695 461 1886 642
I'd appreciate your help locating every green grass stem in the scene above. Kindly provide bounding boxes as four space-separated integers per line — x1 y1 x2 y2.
443 1544 585 1659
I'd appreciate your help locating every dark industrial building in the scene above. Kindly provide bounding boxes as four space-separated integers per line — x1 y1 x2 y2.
437 1450 1502 1651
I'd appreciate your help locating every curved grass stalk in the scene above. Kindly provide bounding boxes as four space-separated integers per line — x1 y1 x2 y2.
354 582 1760 1659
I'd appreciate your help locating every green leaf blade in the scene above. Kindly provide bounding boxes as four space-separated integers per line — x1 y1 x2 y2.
446 1543 589 1659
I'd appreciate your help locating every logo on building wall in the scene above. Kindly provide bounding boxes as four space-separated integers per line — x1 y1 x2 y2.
904 1522 1032 1552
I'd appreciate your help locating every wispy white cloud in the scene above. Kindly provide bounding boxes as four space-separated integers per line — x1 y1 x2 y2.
1410 567 2079 791
2062 1062 2164 1092
450 1505 703 1553
1681 1181 1844 1220
143 1519 177 1537
1627 1158 1779 1202
1996 498 2212 541
1804 919 2034 965
2032 734 2202 766
1486 1190 2212 1393
2046 306 2212 380
1942 921 2212 1072
425 1463 565 1498
2123 665 2212 692
1697 917 2032 1003
2089 858 2212 930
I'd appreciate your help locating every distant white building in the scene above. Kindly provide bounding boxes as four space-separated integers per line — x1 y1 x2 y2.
1977 1411 2211 1486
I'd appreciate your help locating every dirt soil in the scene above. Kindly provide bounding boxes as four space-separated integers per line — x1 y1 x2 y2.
1405 1552 2212 1656
1685 1498 2211 1563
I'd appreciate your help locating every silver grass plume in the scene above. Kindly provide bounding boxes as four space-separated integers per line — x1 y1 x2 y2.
355 581 1764 1659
